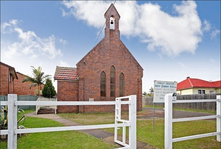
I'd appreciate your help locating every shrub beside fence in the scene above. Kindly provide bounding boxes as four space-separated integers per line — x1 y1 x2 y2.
142 94 221 111
0 95 38 110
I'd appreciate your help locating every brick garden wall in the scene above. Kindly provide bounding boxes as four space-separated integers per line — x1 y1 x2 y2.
57 80 79 113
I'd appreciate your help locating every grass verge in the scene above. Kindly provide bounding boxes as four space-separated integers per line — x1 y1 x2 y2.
143 105 216 114
59 112 220 149
0 116 115 149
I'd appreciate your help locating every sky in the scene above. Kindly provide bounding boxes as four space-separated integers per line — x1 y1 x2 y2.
1 0 220 93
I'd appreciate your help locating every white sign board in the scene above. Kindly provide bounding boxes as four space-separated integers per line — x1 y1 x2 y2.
153 80 177 103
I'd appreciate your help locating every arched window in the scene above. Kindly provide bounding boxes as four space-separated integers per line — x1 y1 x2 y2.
100 71 106 97
110 66 115 97
119 73 124 96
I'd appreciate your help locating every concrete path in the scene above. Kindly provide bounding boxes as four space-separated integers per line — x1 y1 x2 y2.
26 112 150 149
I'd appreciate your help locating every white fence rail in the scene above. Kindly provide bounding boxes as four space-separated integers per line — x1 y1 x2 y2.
0 94 137 149
165 93 221 149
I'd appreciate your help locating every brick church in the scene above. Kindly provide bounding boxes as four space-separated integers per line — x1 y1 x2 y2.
54 4 143 113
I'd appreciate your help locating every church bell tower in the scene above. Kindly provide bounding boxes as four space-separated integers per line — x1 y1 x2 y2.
104 4 120 39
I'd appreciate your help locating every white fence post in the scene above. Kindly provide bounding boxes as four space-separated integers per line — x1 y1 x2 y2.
217 95 221 142
165 93 175 149
114 98 119 143
129 95 137 149
7 94 17 149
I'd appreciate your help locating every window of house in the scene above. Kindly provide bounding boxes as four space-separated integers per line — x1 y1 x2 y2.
210 90 216 94
9 73 11 83
100 71 106 97
119 73 124 97
110 66 115 97
198 89 205 94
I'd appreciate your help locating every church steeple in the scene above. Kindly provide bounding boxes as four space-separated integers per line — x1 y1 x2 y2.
104 4 120 39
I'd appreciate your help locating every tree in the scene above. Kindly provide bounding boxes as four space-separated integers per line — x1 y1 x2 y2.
22 66 50 96
148 87 154 97
42 78 56 98
149 87 154 94
143 91 147 96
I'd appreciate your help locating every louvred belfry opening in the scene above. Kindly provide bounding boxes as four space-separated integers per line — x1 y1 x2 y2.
104 4 120 39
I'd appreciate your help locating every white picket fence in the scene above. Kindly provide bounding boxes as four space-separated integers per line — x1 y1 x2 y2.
164 93 221 149
0 94 137 149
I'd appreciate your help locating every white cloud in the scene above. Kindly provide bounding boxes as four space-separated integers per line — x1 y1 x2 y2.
60 8 69 17
2 20 62 59
62 1 202 57
178 62 186 69
202 20 211 32
62 1 109 28
211 29 220 38
10 19 18 25
2 22 11 31
59 60 70 67
59 38 67 45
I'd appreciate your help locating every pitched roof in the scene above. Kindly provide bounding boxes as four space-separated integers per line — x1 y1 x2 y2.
212 81 221 88
54 66 78 80
104 3 120 19
0 62 18 79
177 77 221 90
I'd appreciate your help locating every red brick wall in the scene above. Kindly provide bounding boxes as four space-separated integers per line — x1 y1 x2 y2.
14 72 40 95
57 80 79 113
0 64 10 95
77 30 143 113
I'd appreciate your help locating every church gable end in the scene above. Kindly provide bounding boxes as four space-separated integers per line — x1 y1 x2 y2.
76 4 143 113
55 4 143 113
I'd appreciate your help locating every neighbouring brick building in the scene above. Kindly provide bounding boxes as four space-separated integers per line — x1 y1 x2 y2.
0 62 42 96
54 4 143 113
14 72 43 95
0 62 18 95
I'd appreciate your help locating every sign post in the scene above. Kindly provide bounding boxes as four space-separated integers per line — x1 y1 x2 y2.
152 80 177 131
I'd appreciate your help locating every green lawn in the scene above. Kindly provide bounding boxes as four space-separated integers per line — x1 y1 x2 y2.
0 116 116 149
138 119 220 149
143 105 216 114
60 112 221 149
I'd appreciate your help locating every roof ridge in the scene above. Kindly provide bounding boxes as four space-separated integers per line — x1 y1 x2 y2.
56 66 76 69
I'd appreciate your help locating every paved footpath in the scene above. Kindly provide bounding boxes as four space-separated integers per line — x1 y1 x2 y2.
26 112 152 149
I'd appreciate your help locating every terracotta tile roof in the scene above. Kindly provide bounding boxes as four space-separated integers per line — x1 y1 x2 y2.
54 66 78 80
177 77 221 90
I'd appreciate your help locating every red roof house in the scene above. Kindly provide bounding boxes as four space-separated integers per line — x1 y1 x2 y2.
177 77 221 95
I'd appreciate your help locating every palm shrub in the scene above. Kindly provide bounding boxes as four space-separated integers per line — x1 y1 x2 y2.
42 78 56 98
22 66 50 96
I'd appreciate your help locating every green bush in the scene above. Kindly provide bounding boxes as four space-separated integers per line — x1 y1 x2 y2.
42 78 56 98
